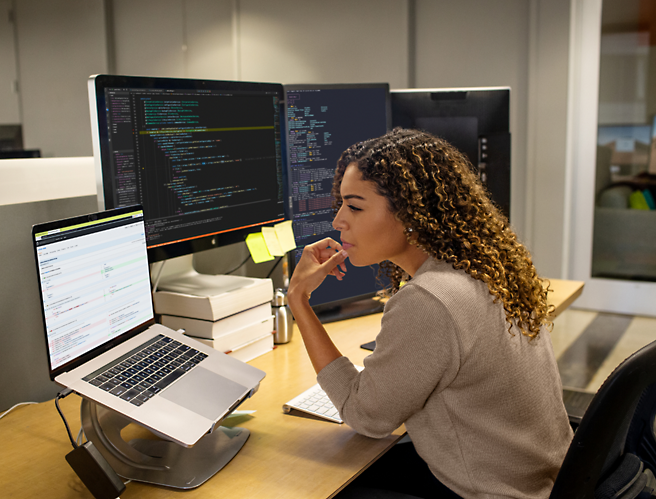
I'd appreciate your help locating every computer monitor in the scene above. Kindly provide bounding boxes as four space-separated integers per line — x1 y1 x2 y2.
88 74 286 263
391 87 511 218
284 83 391 322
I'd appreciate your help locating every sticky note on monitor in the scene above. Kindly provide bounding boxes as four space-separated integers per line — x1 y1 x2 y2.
245 233 274 263
262 227 285 256
274 220 296 253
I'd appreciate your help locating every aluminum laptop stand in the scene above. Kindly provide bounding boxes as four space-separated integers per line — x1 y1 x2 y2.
80 398 249 489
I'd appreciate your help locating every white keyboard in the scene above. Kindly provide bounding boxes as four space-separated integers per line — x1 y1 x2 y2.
283 383 343 423
283 366 363 423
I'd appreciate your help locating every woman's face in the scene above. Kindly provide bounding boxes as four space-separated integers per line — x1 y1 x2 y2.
332 163 411 268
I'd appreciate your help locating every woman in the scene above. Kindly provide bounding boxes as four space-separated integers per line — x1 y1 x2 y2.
287 128 573 499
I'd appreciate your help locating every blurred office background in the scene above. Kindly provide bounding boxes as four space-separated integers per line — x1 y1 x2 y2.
0 0 563 276
2 0 656 408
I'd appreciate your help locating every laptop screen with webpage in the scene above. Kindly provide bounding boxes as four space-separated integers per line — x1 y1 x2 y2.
34 206 154 378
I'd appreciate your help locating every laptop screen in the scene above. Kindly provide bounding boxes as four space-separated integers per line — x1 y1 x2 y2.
34 207 153 374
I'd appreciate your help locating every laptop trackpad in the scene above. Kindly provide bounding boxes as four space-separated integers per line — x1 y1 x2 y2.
160 367 248 420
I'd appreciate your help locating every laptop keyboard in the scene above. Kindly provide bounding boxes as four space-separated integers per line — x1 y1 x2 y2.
83 334 207 407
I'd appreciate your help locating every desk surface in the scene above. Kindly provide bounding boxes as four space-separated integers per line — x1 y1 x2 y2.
0 279 583 499
547 279 584 319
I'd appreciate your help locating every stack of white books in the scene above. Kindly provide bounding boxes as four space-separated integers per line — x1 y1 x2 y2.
154 271 275 363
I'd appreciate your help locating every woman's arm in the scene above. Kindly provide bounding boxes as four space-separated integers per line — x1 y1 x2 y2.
287 297 342 373
287 238 349 373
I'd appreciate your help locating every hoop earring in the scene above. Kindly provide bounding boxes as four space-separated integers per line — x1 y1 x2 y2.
405 227 417 243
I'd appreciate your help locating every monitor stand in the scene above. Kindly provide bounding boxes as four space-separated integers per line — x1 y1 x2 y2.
316 297 385 324
80 398 248 489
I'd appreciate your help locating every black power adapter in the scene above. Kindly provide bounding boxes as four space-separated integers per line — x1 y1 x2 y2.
65 441 126 499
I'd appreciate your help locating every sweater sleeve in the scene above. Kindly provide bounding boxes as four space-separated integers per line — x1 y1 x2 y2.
317 283 462 438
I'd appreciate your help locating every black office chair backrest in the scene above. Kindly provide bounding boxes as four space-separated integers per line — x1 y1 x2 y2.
550 339 656 498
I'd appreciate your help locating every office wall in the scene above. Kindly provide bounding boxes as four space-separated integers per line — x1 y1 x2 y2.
113 0 236 80
0 196 98 410
9 0 407 155
528 0 572 279
414 0 531 241
414 0 572 278
13 0 108 157
112 0 409 87
0 1 20 125
237 0 409 87
0 157 97 411
113 0 186 78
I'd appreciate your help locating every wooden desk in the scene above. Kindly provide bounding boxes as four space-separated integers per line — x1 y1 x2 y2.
0 313 399 499
547 279 585 318
0 279 583 499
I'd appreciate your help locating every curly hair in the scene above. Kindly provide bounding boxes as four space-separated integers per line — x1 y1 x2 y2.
332 128 552 339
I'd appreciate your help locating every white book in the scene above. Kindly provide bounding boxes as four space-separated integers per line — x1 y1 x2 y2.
191 332 275 363
227 333 275 363
153 270 274 321
174 316 274 353
160 303 273 339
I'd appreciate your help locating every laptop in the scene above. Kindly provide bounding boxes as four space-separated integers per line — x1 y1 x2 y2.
32 205 266 447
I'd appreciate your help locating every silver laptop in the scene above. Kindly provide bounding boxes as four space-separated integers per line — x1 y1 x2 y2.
32 205 265 447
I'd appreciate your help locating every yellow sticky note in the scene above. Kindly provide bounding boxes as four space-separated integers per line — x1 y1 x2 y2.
245 233 274 263
274 220 296 253
262 227 285 256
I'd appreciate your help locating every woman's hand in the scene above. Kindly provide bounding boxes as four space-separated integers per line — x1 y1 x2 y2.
287 238 348 303
287 238 348 373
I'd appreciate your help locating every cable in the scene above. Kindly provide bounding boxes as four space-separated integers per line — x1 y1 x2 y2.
266 256 283 279
76 426 85 447
151 260 166 292
55 391 130 497
0 401 38 420
226 253 252 275
55 389 77 449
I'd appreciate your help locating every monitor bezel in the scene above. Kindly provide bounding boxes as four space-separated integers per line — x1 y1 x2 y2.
88 74 287 263
390 86 510 136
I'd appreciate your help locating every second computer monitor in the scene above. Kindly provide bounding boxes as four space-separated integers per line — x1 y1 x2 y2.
285 83 391 321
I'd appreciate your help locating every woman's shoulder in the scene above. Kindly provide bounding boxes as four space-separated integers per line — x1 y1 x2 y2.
412 257 486 292
393 257 496 314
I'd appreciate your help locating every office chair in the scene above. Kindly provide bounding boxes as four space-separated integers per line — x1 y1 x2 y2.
550 339 656 498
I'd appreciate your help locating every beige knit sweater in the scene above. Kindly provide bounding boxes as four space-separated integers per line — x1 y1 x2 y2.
317 258 573 499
